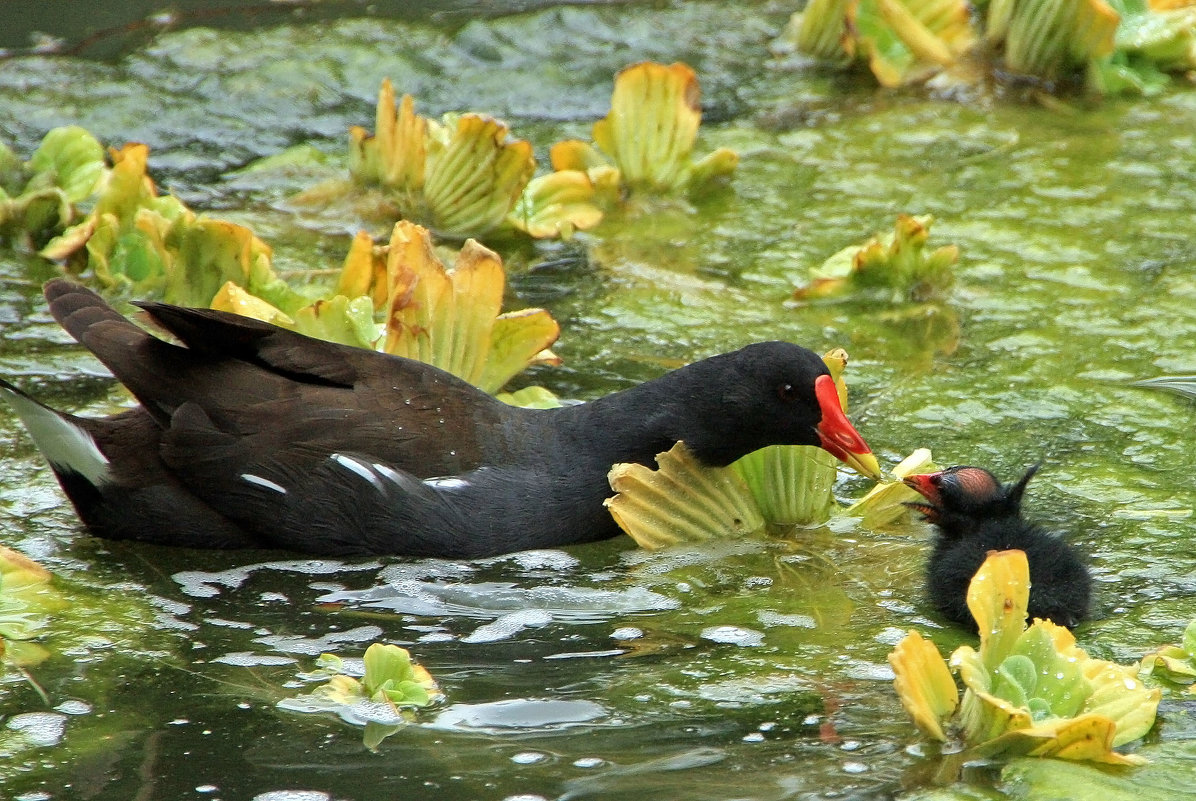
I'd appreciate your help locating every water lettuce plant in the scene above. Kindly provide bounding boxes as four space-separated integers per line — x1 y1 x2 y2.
1139 618 1196 690
785 0 1196 93
348 80 539 238
605 350 886 548
2 123 561 398
787 0 976 86
279 642 443 749
987 0 1119 80
0 126 106 248
794 214 958 302
844 447 936 529
0 546 63 669
550 61 739 196
215 220 561 395
889 550 1160 765
39 142 285 308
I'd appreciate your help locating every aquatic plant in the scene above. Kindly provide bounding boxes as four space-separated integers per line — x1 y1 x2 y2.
889 550 1160 765
987 0 1119 80
605 350 882 548
0 126 106 247
844 448 936 529
785 0 1196 93
39 142 284 308
278 642 442 749
0 546 63 669
216 220 561 395
549 62 739 196
793 214 958 302
348 80 543 238
785 0 976 86
1139 618 1196 690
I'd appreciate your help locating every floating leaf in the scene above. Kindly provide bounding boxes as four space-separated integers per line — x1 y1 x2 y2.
846 448 937 529
605 442 766 549
788 0 976 86
606 349 873 547
787 0 856 62
279 643 442 749
994 0 1120 78
889 629 959 741
0 547 66 668
0 126 106 245
381 220 559 392
550 62 737 196
733 446 838 528
494 385 565 410
891 550 1160 766
508 171 605 239
850 0 977 86
1139 619 1196 686
27 126 107 204
349 80 536 237
795 214 958 302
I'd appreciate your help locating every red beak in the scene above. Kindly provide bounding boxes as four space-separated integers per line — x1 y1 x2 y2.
902 472 943 505
814 374 880 479
902 471 943 521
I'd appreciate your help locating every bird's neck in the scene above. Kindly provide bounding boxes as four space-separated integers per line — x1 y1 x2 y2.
548 382 688 471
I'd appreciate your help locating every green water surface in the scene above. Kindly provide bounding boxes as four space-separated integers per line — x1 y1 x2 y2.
1 3 1195 800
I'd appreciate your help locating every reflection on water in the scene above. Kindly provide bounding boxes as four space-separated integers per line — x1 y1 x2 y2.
1 1 1195 799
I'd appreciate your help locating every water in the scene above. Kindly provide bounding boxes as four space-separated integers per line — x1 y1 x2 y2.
1 2 1195 799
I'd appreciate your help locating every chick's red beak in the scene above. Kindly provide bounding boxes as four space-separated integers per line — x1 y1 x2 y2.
902 472 944 506
814 374 881 479
902 472 943 521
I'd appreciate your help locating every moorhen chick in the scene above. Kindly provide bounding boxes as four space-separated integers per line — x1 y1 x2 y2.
904 465 1091 629
0 280 881 558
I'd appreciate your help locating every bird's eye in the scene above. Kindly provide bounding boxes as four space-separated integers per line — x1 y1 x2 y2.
777 383 800 402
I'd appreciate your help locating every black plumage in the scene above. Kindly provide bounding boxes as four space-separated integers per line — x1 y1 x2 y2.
904 465 1091 630
0 280 880 558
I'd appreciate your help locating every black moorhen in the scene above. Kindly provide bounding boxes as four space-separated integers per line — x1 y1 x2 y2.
904 465 1091 630
0 280 881 558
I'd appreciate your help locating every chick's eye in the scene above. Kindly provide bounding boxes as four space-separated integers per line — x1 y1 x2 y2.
777 383 800 402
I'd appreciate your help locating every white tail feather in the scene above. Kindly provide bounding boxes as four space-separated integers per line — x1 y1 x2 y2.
1 383 110 485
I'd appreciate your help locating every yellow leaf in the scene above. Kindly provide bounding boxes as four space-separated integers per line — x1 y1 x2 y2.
847 448 936 529
379 221 558 389
549 140 611 172
605 442 764 549
477 309 561 394
336 230 388 309
889 630 959 741
422 114 535 236
584 62 735 192
509 171 606 239
968 550 1031 671
211 281 294 326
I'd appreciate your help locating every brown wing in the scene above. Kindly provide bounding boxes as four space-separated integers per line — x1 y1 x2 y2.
45 279 518 477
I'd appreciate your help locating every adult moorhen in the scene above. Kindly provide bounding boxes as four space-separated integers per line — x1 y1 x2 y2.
0 280 881 558
904 465 1091 629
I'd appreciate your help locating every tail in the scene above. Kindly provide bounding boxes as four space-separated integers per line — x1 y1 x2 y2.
0 378 110 486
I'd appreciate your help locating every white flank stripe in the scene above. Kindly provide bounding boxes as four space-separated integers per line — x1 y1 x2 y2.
331 453 383 491
240 473 287 494
371 463 405 485
423 476 469 490
2 386 109 484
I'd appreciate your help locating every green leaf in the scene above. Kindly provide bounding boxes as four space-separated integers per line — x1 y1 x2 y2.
732 445 837 528
992 654 1037 708
27 126 106 203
